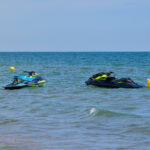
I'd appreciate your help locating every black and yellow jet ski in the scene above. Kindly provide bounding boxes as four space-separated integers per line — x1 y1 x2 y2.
85 72 143 88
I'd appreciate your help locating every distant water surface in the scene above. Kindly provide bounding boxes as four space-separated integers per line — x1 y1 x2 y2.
0 52 150 150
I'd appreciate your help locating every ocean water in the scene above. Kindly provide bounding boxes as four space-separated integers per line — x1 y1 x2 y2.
0 52 150 150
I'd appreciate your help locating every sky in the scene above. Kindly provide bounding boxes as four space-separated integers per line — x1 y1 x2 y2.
0 0 150 52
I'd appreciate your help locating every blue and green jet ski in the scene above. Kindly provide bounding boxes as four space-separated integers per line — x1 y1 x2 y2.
4 71 45 90
86 72 143 88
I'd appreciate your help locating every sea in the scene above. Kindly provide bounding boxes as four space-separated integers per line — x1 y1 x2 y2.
0 52 150 150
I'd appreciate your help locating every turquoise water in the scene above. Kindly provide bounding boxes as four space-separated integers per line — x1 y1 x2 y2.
0 52 150 150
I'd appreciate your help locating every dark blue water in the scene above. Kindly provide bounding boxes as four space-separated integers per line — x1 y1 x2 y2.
0 52 150 150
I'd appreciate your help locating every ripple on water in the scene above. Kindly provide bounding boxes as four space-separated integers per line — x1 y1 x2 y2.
0 137 42 150
0 119 18 125
89 107 141 118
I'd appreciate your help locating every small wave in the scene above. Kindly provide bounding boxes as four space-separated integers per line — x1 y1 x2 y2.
12 139 36 144
0 119 18 125
89 107 135 118
123 126 150 134
89 108 97 115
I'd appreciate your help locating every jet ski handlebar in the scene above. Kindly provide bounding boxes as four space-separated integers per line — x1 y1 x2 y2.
24 71 35 73
24 71 36 76
106 72 113 76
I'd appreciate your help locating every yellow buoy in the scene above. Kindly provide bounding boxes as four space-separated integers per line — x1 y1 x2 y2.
147 79 150 88
9 66 15 71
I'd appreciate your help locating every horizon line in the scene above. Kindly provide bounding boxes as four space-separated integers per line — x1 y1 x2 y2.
0 51 149 53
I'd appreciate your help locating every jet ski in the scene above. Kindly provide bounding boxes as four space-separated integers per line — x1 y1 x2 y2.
85 72 143 88
4 71 45 90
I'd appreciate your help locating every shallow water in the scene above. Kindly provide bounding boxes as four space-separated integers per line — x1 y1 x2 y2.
0 52 150 150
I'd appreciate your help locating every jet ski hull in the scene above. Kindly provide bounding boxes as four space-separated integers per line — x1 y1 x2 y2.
4 81 45 90
85 79 143 88
4 84 28 90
